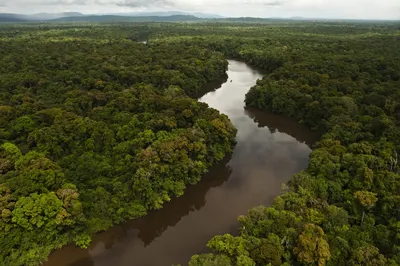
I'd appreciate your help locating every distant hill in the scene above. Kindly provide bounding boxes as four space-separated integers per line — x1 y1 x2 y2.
0 12 215 23
0 14 303 23
27 12 84 20
51 15 204 23
0 12 84 22
0 12 397 24
108 11 223 18
0 13 26 22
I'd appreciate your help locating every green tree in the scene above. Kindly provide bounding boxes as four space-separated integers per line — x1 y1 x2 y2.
354 191 378 224
189 254 232 266
294 224 331 266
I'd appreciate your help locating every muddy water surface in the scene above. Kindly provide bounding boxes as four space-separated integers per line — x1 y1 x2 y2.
44 60 315 266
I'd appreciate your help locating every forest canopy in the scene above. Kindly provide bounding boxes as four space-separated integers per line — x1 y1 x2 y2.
162 22 400 266
1 21 400 266
0 24 235 266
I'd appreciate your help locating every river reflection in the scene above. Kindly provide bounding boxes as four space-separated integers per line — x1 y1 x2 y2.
44 60 315 266
245 107 317 148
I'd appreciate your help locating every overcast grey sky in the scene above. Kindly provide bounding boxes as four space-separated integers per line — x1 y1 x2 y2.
0 0 399 19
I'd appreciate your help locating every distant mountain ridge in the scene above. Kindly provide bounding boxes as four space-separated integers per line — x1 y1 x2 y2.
0 12 84 21
51 14 203 22
0 11 222 22
27 12 84 20
0 13 26 22
106 11 223 18
1 12 395 23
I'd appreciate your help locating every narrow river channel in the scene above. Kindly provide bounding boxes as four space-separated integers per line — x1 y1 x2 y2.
44 60 315 266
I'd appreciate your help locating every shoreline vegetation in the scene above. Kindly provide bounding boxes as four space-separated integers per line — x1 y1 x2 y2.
0 26 235 265
1 22 400 266
182 23 400 266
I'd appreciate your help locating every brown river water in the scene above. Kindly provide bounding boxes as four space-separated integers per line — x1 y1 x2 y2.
44 60 316 266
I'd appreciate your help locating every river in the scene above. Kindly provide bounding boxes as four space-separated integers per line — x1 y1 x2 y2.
44 60 315 266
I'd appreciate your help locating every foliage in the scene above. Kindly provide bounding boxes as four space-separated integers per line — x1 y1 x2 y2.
1 21 400 266
0 24 235 265
182 21 400 266
294 224 331 266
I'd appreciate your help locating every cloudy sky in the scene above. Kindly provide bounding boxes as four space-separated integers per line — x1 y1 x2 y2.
0 0 399 19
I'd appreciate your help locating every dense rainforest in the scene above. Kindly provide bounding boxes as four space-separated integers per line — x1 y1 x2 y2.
0 24 235 265
0 21 400 266
167 23 399 265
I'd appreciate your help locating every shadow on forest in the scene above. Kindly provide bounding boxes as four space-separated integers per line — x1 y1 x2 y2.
60 106 316 266
55 155 233 266
193 73 229 99
44 61 314 266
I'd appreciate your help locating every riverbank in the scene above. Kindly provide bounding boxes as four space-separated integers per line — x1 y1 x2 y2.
44 60 315 266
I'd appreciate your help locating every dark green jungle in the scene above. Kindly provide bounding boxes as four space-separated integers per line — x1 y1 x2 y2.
0 21 399 266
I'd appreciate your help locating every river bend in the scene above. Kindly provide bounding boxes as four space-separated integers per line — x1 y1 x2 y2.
44 60 315 266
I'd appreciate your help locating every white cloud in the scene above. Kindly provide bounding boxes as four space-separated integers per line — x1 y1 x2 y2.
0 0 399 19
